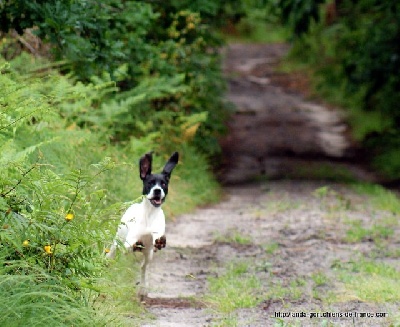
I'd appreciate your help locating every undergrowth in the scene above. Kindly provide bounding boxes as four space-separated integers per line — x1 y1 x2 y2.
0 50 220 325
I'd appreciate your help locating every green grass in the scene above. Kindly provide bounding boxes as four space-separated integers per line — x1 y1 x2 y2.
213 229 253 245
264 242 279 255
223 21 289 44
344 219 394 243
312 186 351 213
210 316 240 327
334 257 400 303
164 144 221 217
98 255 146 326
353 183 400 214
265 278 306 302
311 271 329 287
342 183 400 244
294 163 357 183
0 264 114 327
205 262 262 314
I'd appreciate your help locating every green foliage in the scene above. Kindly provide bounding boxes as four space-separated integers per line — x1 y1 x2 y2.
0 58 120 325
0 264 111 327
344 219 394 243
150 0 246 28
0 46 221 323
276 0 325 36
219 0 289 44
353 183 400 214
275 0 400 179
0 0 230 157
1 1 230 321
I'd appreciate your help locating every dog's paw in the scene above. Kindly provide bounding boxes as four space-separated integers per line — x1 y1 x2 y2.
132 241 145 252
154 236 166 251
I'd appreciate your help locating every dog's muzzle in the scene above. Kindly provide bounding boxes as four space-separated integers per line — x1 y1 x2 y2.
149 188 164 207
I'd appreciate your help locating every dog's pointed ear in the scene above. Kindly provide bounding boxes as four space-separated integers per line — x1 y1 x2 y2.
139 152 153 180
162 152 179 180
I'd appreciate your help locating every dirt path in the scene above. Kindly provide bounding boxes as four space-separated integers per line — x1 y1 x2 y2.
140 44 397 326
142 181 397 326
219 44 376 184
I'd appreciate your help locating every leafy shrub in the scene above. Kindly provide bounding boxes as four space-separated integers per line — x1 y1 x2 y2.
0 0 231 157
276 0 325 36
0 56 130 321
274 0 400 179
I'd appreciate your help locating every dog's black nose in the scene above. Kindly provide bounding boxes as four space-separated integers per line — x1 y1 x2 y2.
153 188 161 196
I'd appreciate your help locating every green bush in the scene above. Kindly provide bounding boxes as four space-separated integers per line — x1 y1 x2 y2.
1 0 231 157
274 0 400 179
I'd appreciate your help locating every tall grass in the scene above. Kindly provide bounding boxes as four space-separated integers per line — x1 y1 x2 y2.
0 258 114 327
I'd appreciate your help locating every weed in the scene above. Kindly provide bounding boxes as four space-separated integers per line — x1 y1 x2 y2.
262 198 300 215
265 278 306 302
311 272 329 287
265 242 279 255
99 255 145 325
221 3 289 45
353 183 400 215
334 257 400 303
214 229 253 246
0 50 222 325
344 219 394 243
311 272 330 301
312 186 351 212
205 262 262 314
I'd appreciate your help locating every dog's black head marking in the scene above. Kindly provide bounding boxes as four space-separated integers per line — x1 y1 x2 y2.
139 152 179 207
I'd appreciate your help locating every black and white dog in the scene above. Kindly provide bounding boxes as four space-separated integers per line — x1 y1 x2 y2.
106 151 179 297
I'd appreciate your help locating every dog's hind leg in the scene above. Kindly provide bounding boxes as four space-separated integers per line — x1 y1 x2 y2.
138 249 153 299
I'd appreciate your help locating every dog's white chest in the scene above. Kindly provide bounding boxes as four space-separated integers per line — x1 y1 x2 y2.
120 200 166 248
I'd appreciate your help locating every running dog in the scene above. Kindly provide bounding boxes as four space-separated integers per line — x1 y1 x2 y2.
106 151 179 298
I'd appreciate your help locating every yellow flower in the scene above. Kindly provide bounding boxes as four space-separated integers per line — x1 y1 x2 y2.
104 248 110 254
23 240 29 247
65 213 74 221
44 245 52 254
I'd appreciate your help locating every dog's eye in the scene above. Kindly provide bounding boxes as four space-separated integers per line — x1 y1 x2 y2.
161 182 166 188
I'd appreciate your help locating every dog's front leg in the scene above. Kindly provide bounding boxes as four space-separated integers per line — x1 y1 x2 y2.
154 235 166 251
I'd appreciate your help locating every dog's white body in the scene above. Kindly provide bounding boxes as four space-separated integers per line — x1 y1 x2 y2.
106 197 166 296
121 199 165 250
